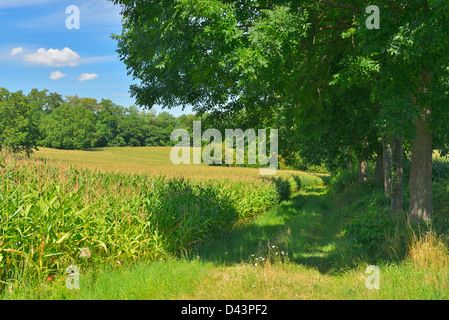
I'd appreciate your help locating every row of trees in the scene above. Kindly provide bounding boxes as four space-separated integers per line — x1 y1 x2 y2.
111 0 449 224
0 88 198 153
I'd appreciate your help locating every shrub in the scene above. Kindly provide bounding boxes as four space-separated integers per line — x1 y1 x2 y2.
344 210 391 254
328 167 358 194
432 156 449 180
128 137 141 147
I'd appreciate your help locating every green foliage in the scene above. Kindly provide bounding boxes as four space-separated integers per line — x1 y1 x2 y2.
355 0 449 142
345 210 390 254
328 167 358 194
108 136 126 147
200 136 279 169
39 103 98 150
109 0 377 174
0 87 200 151
431 174 449 235
330 168 413 261
0 88 39 155
432 156 449 180
147 179 238 254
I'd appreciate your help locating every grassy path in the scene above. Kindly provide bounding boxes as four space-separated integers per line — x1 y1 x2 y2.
193 186 344 271
178 185 360 299
59 185 369 299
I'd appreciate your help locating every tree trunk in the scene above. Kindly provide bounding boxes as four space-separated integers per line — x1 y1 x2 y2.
408 111 432 223
374 146 384 186
346 146 352 169
382 136 392 198
358 158 368 182
390 138 403 212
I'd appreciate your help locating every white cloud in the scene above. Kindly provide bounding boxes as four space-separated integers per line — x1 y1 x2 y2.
23 47 80 67
78 73 98 82
49 70 67 80
10 47 24 56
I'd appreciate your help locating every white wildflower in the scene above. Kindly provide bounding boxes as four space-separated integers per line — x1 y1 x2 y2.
79 247 91 259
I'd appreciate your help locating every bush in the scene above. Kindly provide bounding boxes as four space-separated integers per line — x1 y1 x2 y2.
432 156 449 180
328 167 358 193
344 210 391 254
108 136 126 147
128 137 141 147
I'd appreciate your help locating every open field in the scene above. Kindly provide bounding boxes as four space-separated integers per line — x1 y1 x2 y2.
1 148 323 294
32 147 315 182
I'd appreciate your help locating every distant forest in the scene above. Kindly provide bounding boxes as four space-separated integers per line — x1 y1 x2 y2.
0 87 199 152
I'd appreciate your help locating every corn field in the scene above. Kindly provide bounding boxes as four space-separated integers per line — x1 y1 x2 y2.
0 151 322 290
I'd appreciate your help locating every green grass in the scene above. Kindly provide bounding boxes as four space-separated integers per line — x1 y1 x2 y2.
2 259 212 300
3 149 449 300
4 182 449 300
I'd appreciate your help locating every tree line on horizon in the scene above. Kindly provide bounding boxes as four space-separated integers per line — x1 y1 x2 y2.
0 87 199 153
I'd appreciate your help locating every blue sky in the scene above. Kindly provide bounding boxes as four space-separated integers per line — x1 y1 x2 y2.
0 0 192 116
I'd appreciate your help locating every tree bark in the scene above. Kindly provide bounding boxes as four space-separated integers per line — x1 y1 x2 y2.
358 158 368 182
408 111 433 223
408 70 433 224
390 138 403 212
382 136 392 198
374 145 384 186
346 146 352 169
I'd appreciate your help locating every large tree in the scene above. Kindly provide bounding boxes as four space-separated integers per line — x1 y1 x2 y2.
111 0 362 162
0 88 39 155
111 0 355 113
39 102 98 150
111 0 449 223
355 0 449 222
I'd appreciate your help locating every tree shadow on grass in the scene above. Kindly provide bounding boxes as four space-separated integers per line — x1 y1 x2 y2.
315 174 331 186
260 176 293 201
193 186 365 275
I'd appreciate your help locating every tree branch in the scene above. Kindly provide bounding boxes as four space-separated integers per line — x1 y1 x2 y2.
318 23 353 32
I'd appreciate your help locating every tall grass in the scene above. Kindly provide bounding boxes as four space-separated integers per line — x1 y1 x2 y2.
0 151 316 291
